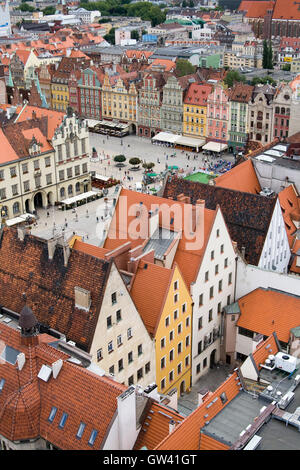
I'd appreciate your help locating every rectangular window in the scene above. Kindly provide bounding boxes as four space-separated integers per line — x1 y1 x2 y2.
174 293 178 303
205 271 209 282
118 358 123 372
174 280 178 290
138 344 143 356
211 250 214 260
210 286 214 299
0 188 6 200
97 348 102 361
178 342 182 355
161 357 166 369
215 264 219 275
203 358 207 368
128 351 133 364
48 406 57 423
127 328 132 339
58 412 68 429
198 341 202 355
109 365 114 375
137 368 143 380
22 163 28 174
111 292 117 305
45 157 51 167
199 294 203 307
161 378 166 390
82 163 88 173
209 309 213 322
161 337 166 349
198 317 203 330
59 170 64 181
116 309 122 322
218 302 222 314
10 166 17 177
165 316 170 327
107 316 112 328
75 165 80 176
12 184 18 196
169 349 174 362
178 323 182 334
33 160 39 170
174 309 178 320
169 330 174 342
128 375 134 386
220 244 224 254
186 316 190 327
182 303 186 313
76 422 86 439
227 295 231 305
224 258 228 268
218 280 222 292
185 335 190 347
169 370 174 383
228 273 232 285
117 335 122 347
88 429 98 447
145 362 151 374
67 167 72 178
177 363 182 375
108 341 113 353
185 355 189 367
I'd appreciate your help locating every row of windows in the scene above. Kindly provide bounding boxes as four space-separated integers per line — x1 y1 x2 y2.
160 337 189 370
58 164 87 182
0 158 51 181
48 407 98 446
160 356 190 391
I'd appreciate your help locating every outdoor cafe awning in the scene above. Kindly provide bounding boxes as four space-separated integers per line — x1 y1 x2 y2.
61 190 100 206
6 213 36 227
175 136 205 150
152 132 179 144
202 142 228 152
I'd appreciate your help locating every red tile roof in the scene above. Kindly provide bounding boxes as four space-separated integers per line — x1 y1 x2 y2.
0 322 126 449
215 160 261 194
237 288 300 343
278 184 300 248
0 227 111 352
134 401 184 450
184 83 212 106
250 333 279 371
273 0 300 20
155 371 241 450
104 188 217 287
238 1 275 18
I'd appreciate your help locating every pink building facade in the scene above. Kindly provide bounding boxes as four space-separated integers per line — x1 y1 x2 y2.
206 85 229 145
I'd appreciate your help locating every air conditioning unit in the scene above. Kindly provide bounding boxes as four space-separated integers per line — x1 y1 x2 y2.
275 352 297 373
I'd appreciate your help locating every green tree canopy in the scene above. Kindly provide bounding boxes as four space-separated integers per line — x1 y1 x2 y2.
223 70 246 88
130 29 140 41
17 2 35 11
42 6 56 15
251 75 277 86
129 157 141 167
114 155 126 163
175 59 196 77
104 27 116 44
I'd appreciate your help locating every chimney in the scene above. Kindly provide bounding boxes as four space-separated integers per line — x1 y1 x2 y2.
47 238 57 260
62 241 70 267
241 246 246 259
232 240 238 252
17 227 26 241
117 387 139 450
169 419 176 434
148 208 159 238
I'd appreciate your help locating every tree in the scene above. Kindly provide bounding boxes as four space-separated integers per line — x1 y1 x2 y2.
175 59 196 77
114 155 126 166
188 0 194 6
17 2 35 11
143 162 155 170
251 75 277 86
129 157 141 169
267 41 273 70
282 63 291 71
131 30 140 41
182 0 187 6
104 27 116 45
223 70 246 88
263 39 269 69
42 6 56 15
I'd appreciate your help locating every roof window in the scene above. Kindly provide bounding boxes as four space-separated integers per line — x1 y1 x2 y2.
48 406 57 423
59 412 68 429
76 422 86 439
88 429 98 446
0 378 5 392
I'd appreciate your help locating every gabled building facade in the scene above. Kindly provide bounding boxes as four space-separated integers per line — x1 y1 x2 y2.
228 83 254 153
138 73 166 138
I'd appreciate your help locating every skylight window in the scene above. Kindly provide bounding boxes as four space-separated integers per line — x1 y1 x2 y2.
0 378 5 392
48 406 57 423
59 412 68 429
76 422 86 439
0 345 20 365
88 429 98 447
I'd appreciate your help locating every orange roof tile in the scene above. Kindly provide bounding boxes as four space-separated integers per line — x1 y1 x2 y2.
15 105 64 140
14 49 32 65
21 128 53 153
290 239 300 274
130 261 173 336
184 83 212 106
134 402 184 450
155 371 241 450
238 1 275 18
104 188 217 287
214 160 261 194
278 184 300 248
147 59 176 72
199 433 230 450
237 288 300 343
273 0 300 20
73 239 110 259
0 128 18 164
250 333 279 370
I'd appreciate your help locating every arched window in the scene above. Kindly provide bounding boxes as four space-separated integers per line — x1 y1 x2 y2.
13 202 20 215
275 107 280 114
68 185 73 195
60 187 65 198
75 182 80 193
1 206 8 217
281 107 285 115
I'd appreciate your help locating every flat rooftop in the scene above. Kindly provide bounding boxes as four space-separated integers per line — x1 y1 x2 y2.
203 391 267 447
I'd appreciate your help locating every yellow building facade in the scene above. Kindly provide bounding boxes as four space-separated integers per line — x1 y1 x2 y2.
101 74 138 133
155 264 193 396
51 82 69 112
183 83 212 139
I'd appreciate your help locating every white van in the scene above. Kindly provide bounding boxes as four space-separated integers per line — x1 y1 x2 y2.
135 182 142 192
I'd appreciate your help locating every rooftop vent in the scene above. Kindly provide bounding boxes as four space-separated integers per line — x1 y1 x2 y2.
38 364 52 382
